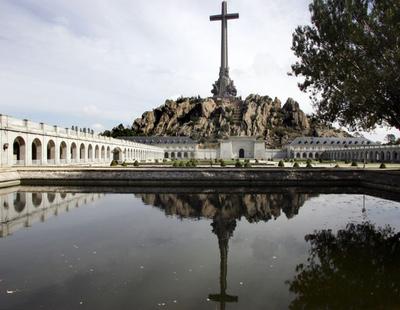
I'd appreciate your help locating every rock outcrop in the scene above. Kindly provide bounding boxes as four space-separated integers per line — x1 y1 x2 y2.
132 95 350 147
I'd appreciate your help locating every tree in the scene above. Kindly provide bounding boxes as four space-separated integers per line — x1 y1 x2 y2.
287 222 400 309
100 124 136 138
385 133 396 144
291 0 400 131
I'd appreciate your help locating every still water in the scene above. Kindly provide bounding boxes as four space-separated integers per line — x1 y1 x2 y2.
0 187 400 309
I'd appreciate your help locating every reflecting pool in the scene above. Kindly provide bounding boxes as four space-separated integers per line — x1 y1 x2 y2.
0 187 400 309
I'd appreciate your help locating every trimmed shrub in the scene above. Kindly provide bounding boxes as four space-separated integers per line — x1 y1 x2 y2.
220 160 226 167
155 159 159 164
185 161 192 167
351 161 358 167
278 160 285 167
334 164 340 168
306 162 313 168
380 163 387 169
293 162 300 168
122 161 128 167
162 159 167 163
172 161 178 167
179 161 185 167
244 161 252 168
110 160 118 167
235 160 243 168
133 160 139 167
306 159 312 165
209 160 213 167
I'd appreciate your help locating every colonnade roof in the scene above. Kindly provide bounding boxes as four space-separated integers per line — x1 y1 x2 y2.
121 136 198 145
290 136 376 147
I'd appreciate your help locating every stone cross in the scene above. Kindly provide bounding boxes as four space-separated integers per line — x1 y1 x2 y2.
210 1 239 98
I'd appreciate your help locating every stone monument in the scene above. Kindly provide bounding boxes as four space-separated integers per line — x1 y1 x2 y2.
210 1 239 98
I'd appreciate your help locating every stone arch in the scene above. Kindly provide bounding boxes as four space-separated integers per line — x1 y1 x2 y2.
380 151 385 162
88 144 93 161
95 145 100 160
315 153 319 159
394 151 398 162
32 192 42 207
101 146 105 160
60 141 67 161
164 152 169 158
296 153 301 158
171 152 176 159
71 143 78 161
184 152 188 159
14 192 26 213
386 151 391 162
31 138 42 164
113 147 122 161
177 152 182 158
47 140 56 162
13 136 26 164
107 146 111 159
302 152 307 159
47 193 56 203
308 153 313 159
80 143 86 160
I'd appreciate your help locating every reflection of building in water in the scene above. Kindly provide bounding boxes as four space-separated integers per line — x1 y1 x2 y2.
136 191 312 223
136 191 314 310
0 191 104 237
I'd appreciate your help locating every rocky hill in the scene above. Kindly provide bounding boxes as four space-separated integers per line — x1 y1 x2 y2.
132 94 349 147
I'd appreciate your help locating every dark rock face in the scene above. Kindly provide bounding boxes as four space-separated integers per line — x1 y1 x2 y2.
132 95 349 147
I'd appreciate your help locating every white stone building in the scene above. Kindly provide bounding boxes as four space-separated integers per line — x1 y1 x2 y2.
0 114 164 167
285 137 400 163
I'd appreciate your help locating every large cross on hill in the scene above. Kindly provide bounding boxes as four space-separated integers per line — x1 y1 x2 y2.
210 1 239 98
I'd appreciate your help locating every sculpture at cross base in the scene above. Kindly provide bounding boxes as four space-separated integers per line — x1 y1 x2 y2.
210 1 239 98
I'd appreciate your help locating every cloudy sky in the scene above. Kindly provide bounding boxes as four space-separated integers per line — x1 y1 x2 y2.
0 0 398 141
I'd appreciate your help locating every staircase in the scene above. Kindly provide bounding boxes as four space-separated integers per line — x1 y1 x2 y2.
228 98 244 125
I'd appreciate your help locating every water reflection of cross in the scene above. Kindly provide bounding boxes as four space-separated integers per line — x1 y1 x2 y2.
208 213 238 310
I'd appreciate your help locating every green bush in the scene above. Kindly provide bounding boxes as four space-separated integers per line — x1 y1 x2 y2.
110 160 118 167
278 160 285 167
293 162 300 168
185 161 192 167
334 164 340 168
351 161 358 167
209 160 213 167
255 159 259 164
133 160 139 167
163 158 167 163
172 161 178 167
380 163 387 169
122 161 128 167
179 161 185 167
155 159 159 164
306 162 313 168
306 159 312 165
220 160 226 167
189 159 197 167
235 160 243 168
319 158 323 163
345 160 350 164
244 161 252 168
